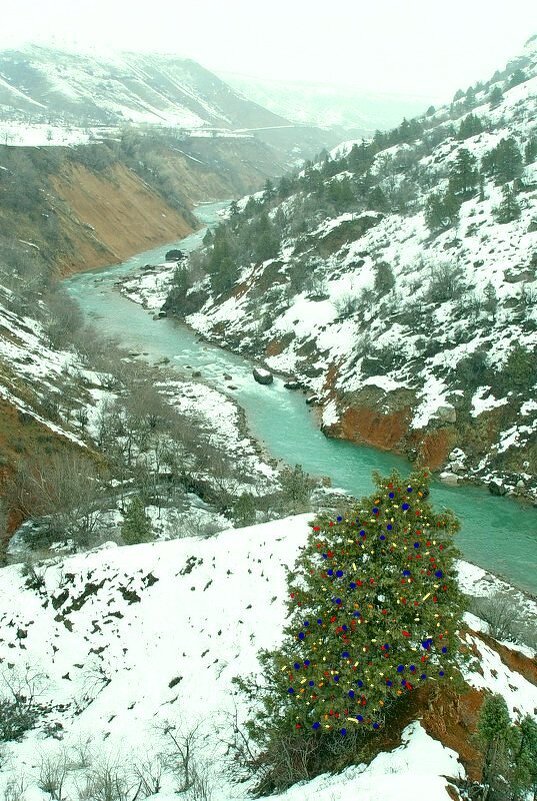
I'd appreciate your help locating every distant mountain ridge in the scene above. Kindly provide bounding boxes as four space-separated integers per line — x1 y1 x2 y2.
219 72 436 133
0 43 291 129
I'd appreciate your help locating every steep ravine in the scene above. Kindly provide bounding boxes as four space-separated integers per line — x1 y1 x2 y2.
0 136 284 276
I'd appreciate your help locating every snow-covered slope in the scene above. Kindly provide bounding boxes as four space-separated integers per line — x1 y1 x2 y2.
0 282 87 448
163 35 537 499
0 515 535 801
0 44 289 131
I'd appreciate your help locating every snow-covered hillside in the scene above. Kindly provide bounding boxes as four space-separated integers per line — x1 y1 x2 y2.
0 282 87 448
0 264 282 554
158 35 537 500
0 515 535 801
0 44 289 131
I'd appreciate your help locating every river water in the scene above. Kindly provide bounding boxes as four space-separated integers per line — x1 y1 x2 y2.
64 202 537 595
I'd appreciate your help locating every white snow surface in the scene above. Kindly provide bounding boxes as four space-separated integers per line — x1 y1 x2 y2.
0 515 535 800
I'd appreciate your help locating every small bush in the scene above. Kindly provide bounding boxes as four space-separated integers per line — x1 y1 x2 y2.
21 559 47 593
374 261 396 295
232 493 257 527
469 594 516 641
334 293 358 318
0 699 38 742
38 752 69 800
425 263 465 303
278 465 315 514
121 497 154 545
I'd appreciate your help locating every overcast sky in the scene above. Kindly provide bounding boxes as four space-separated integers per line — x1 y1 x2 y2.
2 0 537 101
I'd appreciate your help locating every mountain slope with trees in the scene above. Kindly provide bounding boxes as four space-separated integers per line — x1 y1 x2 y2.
165 35 537 501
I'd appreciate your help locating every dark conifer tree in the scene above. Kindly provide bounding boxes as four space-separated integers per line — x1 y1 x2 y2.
449 149 479 199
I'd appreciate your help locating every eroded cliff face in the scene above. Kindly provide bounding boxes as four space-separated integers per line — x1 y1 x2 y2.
49 162 195 275
0 136 282 277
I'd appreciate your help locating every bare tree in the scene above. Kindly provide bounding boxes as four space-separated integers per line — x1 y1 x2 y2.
38 750 69 800
470 593 517 641
156 718 214 795
3 772 28 801
7 450 106 550
77 757 142 801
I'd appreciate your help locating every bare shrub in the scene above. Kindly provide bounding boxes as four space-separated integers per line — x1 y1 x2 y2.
3 773 28 801
156 718 215 797
0 664 46 742
21 558 47 592
278 464 316 514
334 292 358 318
77 757 141 801
185 761 213 801
42 288 84 349
131 753 165 797
425 262 465 304
7 450 106 551
470 594 516 641
68 734 95 770
38 750 69 800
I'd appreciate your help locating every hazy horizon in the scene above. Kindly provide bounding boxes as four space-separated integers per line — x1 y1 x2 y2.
1 1 537 103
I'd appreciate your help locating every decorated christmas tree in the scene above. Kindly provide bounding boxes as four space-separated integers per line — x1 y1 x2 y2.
240 468 464 759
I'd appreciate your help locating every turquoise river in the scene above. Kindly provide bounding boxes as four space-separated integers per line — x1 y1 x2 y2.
64 202 537 595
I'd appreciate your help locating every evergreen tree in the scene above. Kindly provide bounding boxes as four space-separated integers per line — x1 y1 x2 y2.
263 179 276 202
232 493 257 527
374 261 396 294
479 173 486 202
243 196 258 218
121 497 153 545
464 86 477 108
489 86 503 108
208 226 240 295
449 149 479 199
368 186 390 213
453 89 465 103
457 113 483 141
477 694 513 801
278 175 292 199
482 137 523 184
425 190 460 232
426 105 436 117
507 68 526 89
496 343 537 394
327 176 355 211
237 469 464 786
348 142 374 174
525 135 537 165
254 213 281 262
494 184 521 224
483 282 498 321
229 200 240 218
512 716 537 801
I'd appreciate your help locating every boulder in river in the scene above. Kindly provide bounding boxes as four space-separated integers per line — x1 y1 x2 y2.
165 249 185 261
157 310 168 319
439 471 460 486
489 479 507 496
305 394 320 406
253 367 273 385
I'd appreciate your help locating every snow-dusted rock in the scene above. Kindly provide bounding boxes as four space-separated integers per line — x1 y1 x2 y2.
253 367 274 385
439 471 461 486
